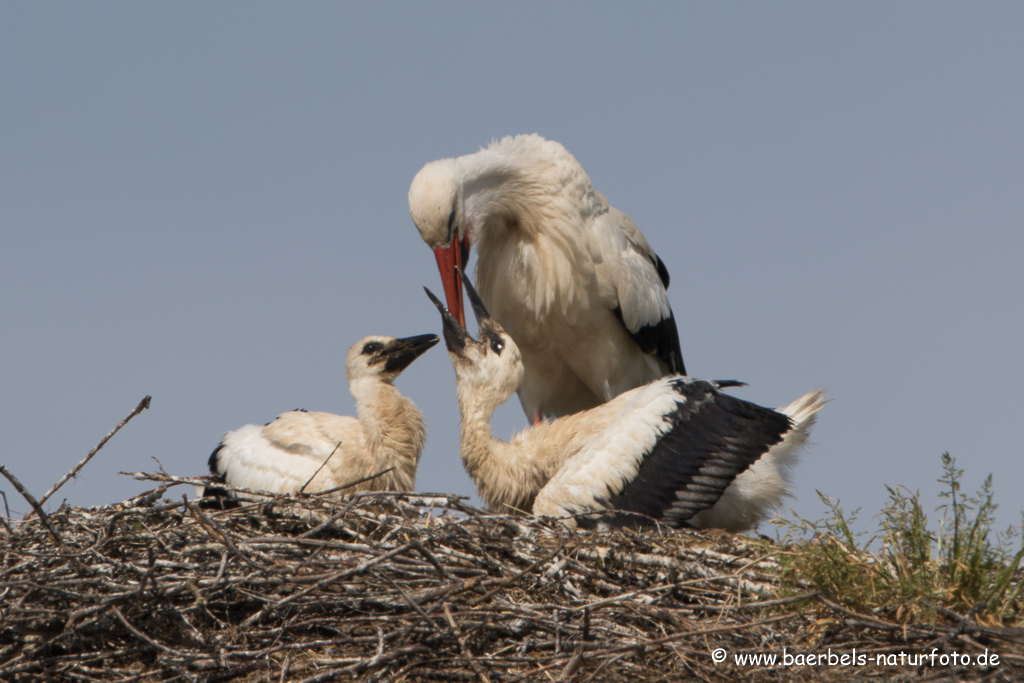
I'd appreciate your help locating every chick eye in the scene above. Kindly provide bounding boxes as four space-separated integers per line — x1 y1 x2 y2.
362 342 384 355
490 338 504 355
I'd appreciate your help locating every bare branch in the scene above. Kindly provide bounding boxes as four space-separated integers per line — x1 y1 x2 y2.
0 462 65 545
38 395 152 510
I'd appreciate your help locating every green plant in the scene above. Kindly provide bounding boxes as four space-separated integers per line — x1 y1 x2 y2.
935 452 1024 621
775 453 1024 625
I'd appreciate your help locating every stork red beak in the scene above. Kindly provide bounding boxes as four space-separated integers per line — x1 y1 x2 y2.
424 286 471 356
433 238 468 327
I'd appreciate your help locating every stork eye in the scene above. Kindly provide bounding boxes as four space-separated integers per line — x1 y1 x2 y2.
362 341 384 355
490 337 504 355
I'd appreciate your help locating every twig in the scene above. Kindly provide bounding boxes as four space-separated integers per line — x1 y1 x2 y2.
413 540 450 580
310 467 397 497
300 442 342 494
936 605 1024 641
0 491 11 535
468 541 567 606
300 496 362 538
385 575 445 637
695 590 821 612
0 462 66 546
816 595 920 633
582 651 627 683
444 603 491 683
38 396 151 510
557 650 583 681
112 606 189 657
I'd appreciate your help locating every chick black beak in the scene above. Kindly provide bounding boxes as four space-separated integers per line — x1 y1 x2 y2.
383 333 439 373
457 267 494 327
425 287 471 355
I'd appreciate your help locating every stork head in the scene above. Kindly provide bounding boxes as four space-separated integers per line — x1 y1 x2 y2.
425 270 523 410
409 158 470 328
346 334 439 385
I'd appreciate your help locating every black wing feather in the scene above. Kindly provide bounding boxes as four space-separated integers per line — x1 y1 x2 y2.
200 443 239 508
606 379 792 527
653 253 670 289
207 443 224 475
610 251 685 375
612 304 686 376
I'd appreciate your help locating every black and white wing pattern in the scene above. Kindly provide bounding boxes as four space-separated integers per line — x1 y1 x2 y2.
532 378 791 527
592 204 685 376
608 380 791 526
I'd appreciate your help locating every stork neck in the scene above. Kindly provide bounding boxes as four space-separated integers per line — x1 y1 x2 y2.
455 387 547 515
349 377 424 488
461 156 539 239
455 393 499 470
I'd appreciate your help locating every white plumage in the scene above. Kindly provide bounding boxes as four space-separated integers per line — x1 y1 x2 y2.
427 276 825 532
409 134 684 422
205 334 438 503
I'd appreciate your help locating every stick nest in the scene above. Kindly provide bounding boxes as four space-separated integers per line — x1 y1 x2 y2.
2 474 1021 682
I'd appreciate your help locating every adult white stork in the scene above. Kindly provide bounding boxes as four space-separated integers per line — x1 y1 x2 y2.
426 275 825 531
409 134 684 423
205 334 438 503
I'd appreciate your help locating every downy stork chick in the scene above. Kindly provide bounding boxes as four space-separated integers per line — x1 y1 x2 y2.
206 334 438 503
409 134 684 422
426 273 825 531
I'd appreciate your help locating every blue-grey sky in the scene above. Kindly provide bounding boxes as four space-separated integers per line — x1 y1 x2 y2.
3 3 1022 535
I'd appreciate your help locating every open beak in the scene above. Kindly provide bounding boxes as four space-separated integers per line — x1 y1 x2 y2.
458 268 494 326
433 241 465 328
433 235 470 327
425 287 471 355
383 333 440 373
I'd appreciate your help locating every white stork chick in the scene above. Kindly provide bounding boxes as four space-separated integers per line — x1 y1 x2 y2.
205 334 438 503
409 134 684 422
426 275 825 531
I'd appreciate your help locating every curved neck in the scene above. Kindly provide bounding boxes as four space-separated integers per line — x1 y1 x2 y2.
455 385 549 515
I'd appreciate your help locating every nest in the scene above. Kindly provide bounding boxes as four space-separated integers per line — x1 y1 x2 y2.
2 472 1022 683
